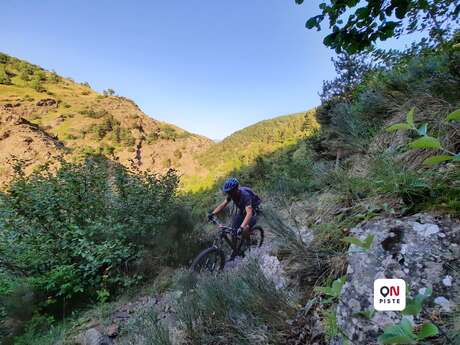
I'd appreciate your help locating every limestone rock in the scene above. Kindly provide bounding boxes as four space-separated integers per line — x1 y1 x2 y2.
332 213 460 345
76 328 113 345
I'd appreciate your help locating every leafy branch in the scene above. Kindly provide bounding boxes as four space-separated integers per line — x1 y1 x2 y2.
315 276 346 304
386 107 460 165
378 287 439 344
378 318 439 344
342 234 374 252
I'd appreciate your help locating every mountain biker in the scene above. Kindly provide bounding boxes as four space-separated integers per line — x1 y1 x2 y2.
208 177 261 258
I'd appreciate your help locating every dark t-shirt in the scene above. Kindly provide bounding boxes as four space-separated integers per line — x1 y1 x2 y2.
227 186 261 213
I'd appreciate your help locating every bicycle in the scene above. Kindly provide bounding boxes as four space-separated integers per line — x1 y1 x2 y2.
191 214 264 273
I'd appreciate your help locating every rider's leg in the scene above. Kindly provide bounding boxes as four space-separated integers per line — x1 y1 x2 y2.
230 213 244 258
237 214 257 255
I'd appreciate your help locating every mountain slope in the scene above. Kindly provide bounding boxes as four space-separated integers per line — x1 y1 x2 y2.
0 52 212 184
184 110 318 191
0 53 318 191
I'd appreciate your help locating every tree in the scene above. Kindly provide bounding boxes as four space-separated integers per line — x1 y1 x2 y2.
319 52 373 102
0 65 11 85
103 88 116 96
295 0 460 53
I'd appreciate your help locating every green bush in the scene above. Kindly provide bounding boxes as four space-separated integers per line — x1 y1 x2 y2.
79 109 108 119
314 41 460 155
160 126 178 140
0 157 194 321
30 76 45 92
91 115 117 139
0 65 11 84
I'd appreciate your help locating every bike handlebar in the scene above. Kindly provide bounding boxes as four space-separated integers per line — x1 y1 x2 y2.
208 215 235 232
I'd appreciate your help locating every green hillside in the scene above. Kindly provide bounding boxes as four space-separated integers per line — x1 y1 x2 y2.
184 110 318 191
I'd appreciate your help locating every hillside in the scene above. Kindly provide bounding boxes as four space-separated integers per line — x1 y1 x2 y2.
1 38 460 345
0 52 318 191
0 52 212 184
184 110 318 191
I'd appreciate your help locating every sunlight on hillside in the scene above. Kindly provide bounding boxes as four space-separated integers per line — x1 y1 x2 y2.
181 110 319 192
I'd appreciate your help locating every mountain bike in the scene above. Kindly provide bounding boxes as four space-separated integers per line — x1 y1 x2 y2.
191 214 264 273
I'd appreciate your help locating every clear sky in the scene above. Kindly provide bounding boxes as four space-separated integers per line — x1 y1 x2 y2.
3 0 422 139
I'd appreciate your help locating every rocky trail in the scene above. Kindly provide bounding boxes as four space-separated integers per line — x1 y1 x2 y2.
73 211 459 345
75 234 288 345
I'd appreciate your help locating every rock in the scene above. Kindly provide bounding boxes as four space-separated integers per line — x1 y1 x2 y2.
36 98 57 107
105 323 119 337
434 296 452 312
442 275 453 287
112 310 130 321
76 328 113 345
332 213 460 345
408 221 440 237
259 253 287 289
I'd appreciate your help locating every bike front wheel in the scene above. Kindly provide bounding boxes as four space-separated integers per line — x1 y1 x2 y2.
191 247 225 273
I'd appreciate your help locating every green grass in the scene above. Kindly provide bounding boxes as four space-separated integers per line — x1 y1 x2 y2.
174 260 296 345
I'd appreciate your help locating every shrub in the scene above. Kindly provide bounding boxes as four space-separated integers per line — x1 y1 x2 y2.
329 102 377 149
0 65 11 84
160 127 178 140
263 208 346 288
367 154 430 205
146 131 159 144
119 310 171 345
0 157 193 320
102 88 115 96
175 260 296 345
33 70 46 81
30 76 45 92
91 115 117 139
48 70 60 83
0 52 9 64
18 62 34 81
112 127 135 147
79 109 108 119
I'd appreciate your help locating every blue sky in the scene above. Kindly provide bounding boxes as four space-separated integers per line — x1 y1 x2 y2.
3 1 422 139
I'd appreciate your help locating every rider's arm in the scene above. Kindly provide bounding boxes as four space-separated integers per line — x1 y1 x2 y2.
240 205 253 229
211 199 229 215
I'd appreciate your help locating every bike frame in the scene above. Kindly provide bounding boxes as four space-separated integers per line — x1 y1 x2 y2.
209 216 241 253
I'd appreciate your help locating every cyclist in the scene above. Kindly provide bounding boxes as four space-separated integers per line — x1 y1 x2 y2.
208 177 261 258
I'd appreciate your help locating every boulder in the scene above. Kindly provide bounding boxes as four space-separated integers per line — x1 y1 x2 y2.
36 98 57 107
76 328 113 345
332 213 459 345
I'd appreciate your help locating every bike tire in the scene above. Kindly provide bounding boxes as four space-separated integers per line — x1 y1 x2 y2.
191 247 226 273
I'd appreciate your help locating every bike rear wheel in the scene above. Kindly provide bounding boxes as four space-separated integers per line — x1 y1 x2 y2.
191 247 225 273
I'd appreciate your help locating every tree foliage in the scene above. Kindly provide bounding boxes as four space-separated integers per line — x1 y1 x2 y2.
319 52 373 102
295 0 460 53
